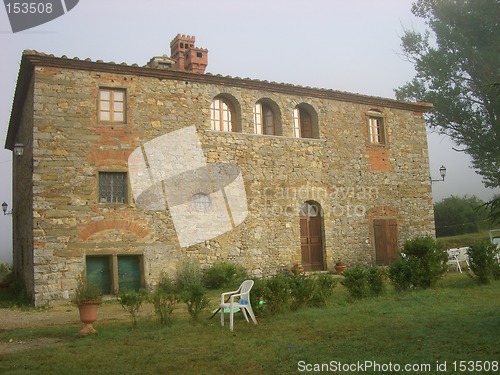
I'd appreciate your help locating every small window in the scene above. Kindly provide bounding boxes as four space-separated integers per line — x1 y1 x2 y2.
293 107 313 138
99 88 126 123
99 172 128 204
197 52 203 58
191 193 211 210
254 103 275 135
210 97 234 132
367 111 386 145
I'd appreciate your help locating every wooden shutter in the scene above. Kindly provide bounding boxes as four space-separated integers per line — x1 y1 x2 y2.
373 219 398 265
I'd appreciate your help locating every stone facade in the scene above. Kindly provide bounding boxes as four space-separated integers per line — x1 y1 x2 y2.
5 43 435 306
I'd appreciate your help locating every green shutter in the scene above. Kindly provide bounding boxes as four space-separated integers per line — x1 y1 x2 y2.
86 256 111 294
118 256 142 291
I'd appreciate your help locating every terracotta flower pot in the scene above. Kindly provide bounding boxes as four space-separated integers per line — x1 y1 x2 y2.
78 301 100 335
335 265 346 274
291 267 305 275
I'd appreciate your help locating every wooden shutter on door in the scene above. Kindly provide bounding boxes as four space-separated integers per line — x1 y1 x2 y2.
373 219 398 265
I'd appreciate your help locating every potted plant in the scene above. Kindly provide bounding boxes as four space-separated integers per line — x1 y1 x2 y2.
334 260 347 274
291 262 305 275
73 276 102 335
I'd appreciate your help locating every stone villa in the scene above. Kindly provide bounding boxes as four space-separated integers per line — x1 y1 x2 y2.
5 34 435 306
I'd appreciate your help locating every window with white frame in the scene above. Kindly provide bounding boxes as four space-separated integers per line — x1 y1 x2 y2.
210 97 233 131
99 88 126 122
293 106 313 138
367 111 386 145
254 102 275 135
99 172 128 204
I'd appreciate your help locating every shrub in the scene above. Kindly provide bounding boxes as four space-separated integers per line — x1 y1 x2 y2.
248 279 266 316
176 258 202 290
181 284 210 321
261 274 292 314
150 275 179 326
253 273 337 314
0 263 11 282
341 265 369 299
402 236 448 289
309 273 337 307
388 258 414 292
0 277 31 308
388 236 448 291
366 266 387 296
203 262 247 289
289 274 316 310
118 289 147 328
467 242 500 284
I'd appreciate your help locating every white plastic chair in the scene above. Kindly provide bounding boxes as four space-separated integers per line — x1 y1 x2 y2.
456 247 470 269
447 248 462 273
220 280 257 331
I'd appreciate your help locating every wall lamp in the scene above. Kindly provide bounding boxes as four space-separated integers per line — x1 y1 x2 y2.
13 143 24 157
431 165 447 183
2 202 12 216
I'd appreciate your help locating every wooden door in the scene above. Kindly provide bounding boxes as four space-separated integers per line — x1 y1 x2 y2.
373 219 398 265
300 202 324 271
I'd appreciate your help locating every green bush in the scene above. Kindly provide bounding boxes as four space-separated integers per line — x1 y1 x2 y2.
467 242 500 284
388 236 448 290
388 258 414 292
181 284 210 320
150 275 179 326
0 277 31 308
248 279 266 316
366 266 387 296
0 263 11 282
203 262 247 289
257 273 338 314
118 289 147 328
309 273 337 307
341 265 369 299
176 258 202 290
261 274 292 314
403 236 448 288
289 274 316 310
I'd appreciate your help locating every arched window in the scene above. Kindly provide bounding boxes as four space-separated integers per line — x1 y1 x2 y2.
293 106 314 138
254 102 275 135
210 97 234 132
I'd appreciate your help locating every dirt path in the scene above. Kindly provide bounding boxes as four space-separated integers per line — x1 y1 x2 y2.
0 303 156 354
0 302 156 330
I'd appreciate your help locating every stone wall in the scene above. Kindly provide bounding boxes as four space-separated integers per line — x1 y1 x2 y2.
12 76 35 300
20 61 434 306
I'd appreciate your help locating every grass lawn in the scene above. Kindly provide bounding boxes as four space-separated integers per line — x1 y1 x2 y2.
0 273 499 374
436 230 494 249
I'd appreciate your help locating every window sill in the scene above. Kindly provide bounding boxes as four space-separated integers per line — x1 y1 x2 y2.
204 130 325 143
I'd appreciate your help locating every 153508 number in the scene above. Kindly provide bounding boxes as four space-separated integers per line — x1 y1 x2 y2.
6 2 53 14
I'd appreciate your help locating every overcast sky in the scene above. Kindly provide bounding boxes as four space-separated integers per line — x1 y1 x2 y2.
0 0 498 263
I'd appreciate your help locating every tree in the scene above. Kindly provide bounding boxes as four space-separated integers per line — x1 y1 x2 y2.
433 195 490 237
395 0 500 189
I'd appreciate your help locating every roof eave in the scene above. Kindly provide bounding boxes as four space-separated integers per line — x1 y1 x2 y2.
4 51 434 150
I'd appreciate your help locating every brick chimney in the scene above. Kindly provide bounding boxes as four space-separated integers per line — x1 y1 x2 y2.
170 34 208 73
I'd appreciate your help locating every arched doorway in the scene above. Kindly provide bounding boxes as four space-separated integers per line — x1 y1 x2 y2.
300 201 325 271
